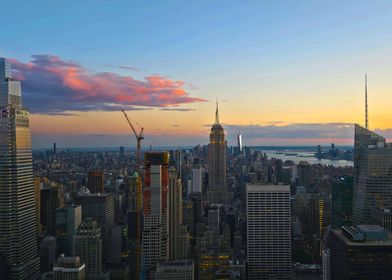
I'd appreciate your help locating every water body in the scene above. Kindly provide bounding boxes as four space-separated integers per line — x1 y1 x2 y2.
253 147 353 167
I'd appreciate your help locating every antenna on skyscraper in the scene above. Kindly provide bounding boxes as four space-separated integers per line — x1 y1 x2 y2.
365 74 368 129
215 96 219 124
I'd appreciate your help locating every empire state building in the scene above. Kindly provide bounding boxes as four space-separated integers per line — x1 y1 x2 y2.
207 102 229 204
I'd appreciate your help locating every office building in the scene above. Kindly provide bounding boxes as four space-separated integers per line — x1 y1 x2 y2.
40 236 57 273
237 133 243 154
330 225 392 279
208 209 220 233
246 184 291 280
127 172 142 280
73 219 103 280
143 151 170 279
353 124 392 225
41 182 65 235
88 170 104 193
207 102 229 204
331 176 353 228
0 57 40 279
190 159 202 194
74 193 114 260
155 260 194 280
371 207 392 232
168 168 184 260
53 255 86 280
56 205 82 256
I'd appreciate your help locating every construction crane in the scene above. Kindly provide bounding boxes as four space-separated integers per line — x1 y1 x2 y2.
122 109 144 171
121 109 143 279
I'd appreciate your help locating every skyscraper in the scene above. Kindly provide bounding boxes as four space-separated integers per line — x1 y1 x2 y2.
331 176 353 228
143 151 170 279
237 133 243 154
352 124 392 225
207 102 228 204
56 205 82 256
127 172 142 280
168 168 183 260
74 193 114 261
73 219 103 280
88 170 104 193
41 182 65 236
0 57 40 279
190 159 202 194
246 184 291 280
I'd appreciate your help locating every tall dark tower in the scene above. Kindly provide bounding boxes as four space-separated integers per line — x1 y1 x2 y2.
207 101 228 204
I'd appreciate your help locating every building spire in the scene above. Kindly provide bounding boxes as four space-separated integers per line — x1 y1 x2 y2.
365 74 368 129
215 97 219 124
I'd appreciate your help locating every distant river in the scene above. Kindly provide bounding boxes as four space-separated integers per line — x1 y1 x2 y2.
258 150 353 167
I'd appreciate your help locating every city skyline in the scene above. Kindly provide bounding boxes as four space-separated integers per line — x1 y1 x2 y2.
2 1 392 147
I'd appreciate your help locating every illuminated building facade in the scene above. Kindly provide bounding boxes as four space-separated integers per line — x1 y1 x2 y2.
207 102 228 204
0 57 40 279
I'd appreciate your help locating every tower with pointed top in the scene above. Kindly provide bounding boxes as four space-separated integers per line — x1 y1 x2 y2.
0 57 40 279
207 101 229 204
352 75 392 225
365 74 368 129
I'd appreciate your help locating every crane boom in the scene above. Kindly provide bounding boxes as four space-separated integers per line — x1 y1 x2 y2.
122 109 139 139
121 109 144 279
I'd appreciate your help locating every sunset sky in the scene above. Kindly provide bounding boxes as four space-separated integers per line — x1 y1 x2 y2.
2 1 392 148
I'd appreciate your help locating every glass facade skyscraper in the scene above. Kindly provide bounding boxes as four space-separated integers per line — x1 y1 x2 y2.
0 58 40 279
353 124 392 225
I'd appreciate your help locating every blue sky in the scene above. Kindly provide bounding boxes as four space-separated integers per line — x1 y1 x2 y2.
1 1 392 147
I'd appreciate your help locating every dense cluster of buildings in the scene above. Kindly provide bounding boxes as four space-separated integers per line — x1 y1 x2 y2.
1 57 392 280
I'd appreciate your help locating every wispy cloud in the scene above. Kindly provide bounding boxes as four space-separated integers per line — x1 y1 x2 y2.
160 108 195 111
104 64 140 71
9 55 207 114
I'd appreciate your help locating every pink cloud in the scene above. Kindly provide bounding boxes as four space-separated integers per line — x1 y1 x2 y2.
9 55 206 114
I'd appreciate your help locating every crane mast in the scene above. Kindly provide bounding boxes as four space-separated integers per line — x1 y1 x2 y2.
121 109 143 279
122 109 144 171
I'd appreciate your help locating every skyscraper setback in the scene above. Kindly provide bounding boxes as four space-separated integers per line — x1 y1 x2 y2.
207 102 228 204
0 58 40 279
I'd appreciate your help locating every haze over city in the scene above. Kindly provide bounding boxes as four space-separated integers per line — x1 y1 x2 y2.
2 0 392 147
3 1 392 280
